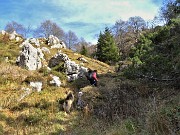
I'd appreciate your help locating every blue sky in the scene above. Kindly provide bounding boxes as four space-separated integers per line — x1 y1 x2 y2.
0 0 163 44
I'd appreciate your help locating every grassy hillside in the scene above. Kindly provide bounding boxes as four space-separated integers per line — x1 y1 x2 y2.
0 32 179 135
0 33 114 134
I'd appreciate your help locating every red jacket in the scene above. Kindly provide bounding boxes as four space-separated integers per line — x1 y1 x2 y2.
92 72 98 81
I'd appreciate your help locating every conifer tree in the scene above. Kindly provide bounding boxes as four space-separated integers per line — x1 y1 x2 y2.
96 27 119 64
80 45 88 56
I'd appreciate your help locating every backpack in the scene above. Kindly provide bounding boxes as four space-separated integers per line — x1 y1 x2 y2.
89 72 93 79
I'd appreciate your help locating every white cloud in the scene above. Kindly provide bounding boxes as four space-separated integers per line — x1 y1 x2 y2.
48 0 162 42
50 0 160 22
0 0 163 43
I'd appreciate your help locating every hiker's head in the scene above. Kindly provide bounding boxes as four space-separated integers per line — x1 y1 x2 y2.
88 68 92 72
94 70 97 73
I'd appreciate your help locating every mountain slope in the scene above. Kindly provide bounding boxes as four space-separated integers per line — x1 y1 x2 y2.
0 32 113 134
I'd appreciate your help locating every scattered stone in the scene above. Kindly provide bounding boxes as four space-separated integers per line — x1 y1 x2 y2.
15 36 20 42
30 81 42 92
41 47 50 53
29 38 40 46
5 57 9 62
49 75 61 87
77 91 85 109
77 56 88 63
74 53 78 56
67 74 79 82
9 31 17 40
1 30 7 35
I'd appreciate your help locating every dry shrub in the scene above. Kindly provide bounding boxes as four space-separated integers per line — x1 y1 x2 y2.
0 62 29 83
147 112 173 135
1 34 9 43
94 81 141 121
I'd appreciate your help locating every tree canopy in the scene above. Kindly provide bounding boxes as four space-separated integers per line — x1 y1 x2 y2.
33 20 65 40
96 27 119 64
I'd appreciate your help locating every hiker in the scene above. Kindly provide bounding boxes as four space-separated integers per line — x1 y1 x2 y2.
92 70 98 86
86 68 98 86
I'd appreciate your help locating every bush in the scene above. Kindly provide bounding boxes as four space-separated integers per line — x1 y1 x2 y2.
24 75 44 83
126 20 180 83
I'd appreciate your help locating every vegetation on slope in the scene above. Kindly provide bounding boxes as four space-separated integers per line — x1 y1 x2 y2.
0 1 179 133
0 33 114 134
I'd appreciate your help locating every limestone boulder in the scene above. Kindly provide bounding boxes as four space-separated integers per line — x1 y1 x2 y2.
48 35 66 49
30 81 43 92
29 38 40 47
16 42 43 70
49 75 61 87
49 51 88 81
48 51 69 68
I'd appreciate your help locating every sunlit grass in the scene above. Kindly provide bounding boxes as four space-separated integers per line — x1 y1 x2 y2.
0 34 179 134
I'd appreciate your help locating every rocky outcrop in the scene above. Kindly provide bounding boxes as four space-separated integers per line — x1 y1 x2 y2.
16 41 43 70
65 60 79 75
48 35 66 49
29 38 40 47
1 30 7 35
1 30 22 42
15 33 88 82
48 51 88 81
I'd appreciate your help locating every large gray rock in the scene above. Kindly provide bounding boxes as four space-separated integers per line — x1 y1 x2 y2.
49 52 88 81
48 35 66 49
48 51 69 68
65 60 79 75
16 42 43 70
67 74 78 82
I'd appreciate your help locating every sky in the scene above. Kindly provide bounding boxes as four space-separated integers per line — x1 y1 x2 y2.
0 0 164 44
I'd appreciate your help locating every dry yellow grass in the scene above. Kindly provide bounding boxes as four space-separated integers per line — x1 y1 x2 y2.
0 34 114 134
1 34 178 135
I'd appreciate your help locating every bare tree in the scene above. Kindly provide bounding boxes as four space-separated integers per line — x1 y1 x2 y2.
34 20 65 39
111 17 147 60
23 25 33 38
112 19 127 52
128 16 146 38
159 0 179 24
65 30 79 50
5 21 25 36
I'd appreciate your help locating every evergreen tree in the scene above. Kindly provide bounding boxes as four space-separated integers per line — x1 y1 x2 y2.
96 27 119 64
80 45 88 56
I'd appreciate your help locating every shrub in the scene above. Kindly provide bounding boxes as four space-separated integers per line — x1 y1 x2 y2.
24 75 44 83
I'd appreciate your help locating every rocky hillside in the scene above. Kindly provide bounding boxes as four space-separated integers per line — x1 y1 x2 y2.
0 30 113 134
0 30 179 135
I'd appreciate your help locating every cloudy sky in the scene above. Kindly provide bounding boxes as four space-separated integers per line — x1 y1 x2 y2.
0 0 164 43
